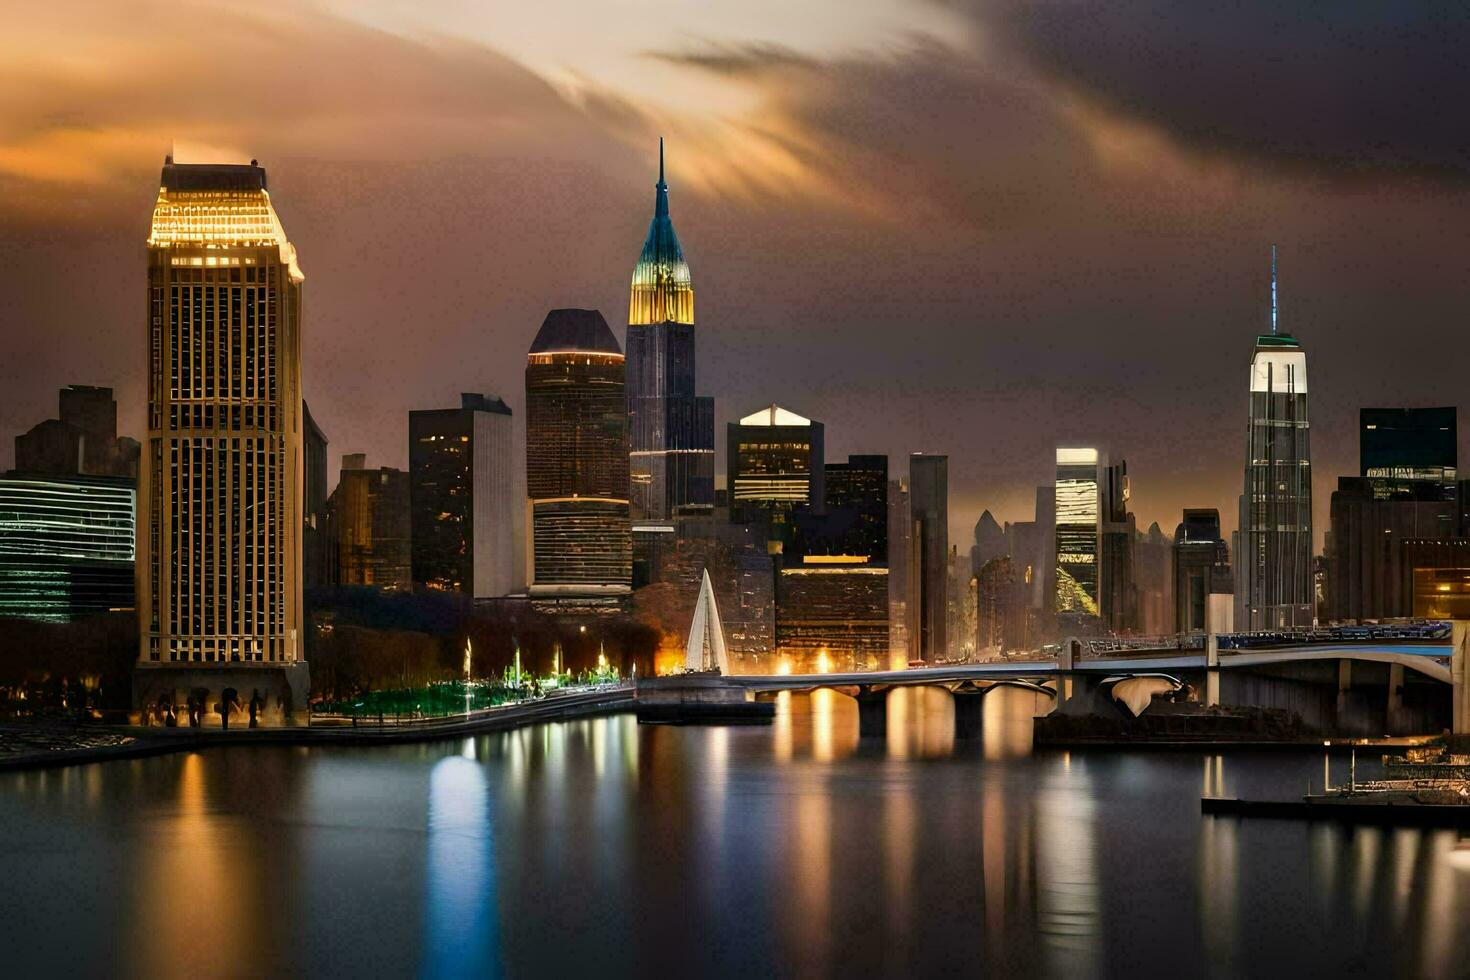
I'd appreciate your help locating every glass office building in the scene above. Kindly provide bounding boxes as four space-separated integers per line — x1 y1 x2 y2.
0 473 134 622
1054 447 1101 618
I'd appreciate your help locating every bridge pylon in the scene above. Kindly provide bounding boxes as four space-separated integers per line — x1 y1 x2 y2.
1454 622 1470 736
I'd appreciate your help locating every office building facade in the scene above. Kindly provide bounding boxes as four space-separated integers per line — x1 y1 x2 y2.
909 454 948 660
135 159 307 723
302 401 328 589
525 309 631 593
727 405 824 550
0 473 135 622
409 393 516 598
1054 448 1101 621
1236 331 1313 629
1361 407 1456 483
16 385 139 479
328 455 411 591
1099 459 1138 633
1172 509 1232 633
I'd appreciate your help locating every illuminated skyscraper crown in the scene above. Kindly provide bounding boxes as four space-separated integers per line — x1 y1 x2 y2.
147 159 303 282
628 138 694 325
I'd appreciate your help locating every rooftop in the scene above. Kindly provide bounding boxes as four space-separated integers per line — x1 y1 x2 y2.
529 309 622 356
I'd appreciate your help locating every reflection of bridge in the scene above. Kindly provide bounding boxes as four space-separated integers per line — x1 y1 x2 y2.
723 631 1457 739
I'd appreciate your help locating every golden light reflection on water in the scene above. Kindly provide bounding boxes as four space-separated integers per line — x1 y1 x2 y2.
886 687 954 758
789 779 832 977
133 753 258 975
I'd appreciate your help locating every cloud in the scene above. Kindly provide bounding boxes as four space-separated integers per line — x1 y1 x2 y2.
973 1 1470 179
0 1 617 217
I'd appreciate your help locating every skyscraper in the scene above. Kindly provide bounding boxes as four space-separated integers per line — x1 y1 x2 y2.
1173 509 1232 633
727 404 824 550
525 309 631 594
1099 458 1138 632
777 454 890 668
302 401 329 589
134 158 307 724
15 385 138 478
626 140 715 521
0 473 134 622
1236 248 1313 629
887 477 912 657
329 454 412 591
909 454 948 661
1360 407 1456 483
1054 447 1101 622
409 393 516 598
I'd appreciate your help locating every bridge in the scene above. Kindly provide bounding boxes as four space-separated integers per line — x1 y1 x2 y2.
712 624 1461 739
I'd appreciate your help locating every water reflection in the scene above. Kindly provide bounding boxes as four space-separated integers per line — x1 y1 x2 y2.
422 755 500 978
4 694 1470 976
1036 757 1100 975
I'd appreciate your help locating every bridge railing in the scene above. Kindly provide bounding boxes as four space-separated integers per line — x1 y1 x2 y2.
1214 621 1451 650
1080 635 1206 657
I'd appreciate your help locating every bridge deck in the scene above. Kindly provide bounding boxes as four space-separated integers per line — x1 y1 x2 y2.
725 642 1452 691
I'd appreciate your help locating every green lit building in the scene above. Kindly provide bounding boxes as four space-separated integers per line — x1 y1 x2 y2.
0 473 135 622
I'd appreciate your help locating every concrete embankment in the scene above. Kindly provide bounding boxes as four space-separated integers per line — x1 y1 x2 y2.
1202 796 1470 827
0 687 633 773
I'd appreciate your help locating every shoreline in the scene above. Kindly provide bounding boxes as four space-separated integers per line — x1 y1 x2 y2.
0 687 634 773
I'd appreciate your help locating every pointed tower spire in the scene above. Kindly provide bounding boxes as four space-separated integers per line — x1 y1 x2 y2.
1270 242 1281 334
629 136 693 324
654 136 669 218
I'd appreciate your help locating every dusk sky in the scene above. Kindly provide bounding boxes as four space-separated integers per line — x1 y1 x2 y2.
3 2 1469 547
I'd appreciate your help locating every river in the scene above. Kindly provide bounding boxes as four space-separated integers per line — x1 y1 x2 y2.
1 687 1466 978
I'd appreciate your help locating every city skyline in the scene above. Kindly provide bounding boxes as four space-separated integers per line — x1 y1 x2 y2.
4 6 1469 549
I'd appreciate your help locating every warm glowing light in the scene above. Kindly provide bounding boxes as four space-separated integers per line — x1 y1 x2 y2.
148 187 304 282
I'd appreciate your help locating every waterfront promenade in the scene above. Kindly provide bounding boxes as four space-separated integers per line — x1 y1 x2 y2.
0 685 633 772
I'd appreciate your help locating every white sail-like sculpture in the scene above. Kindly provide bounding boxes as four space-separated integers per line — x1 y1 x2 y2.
684 569 730 674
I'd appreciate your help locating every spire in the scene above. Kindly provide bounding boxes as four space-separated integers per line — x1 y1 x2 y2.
629 136 693 325
684 568 729 673
1264 243 1275 337
654 136 669 219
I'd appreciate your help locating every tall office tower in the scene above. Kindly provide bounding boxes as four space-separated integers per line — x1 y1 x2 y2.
909 454 948 661
1054 448 1101 622
16 385 139 478
887 477 912 657
626 140 714 521
794 454 887 561
779 455 890 668
1326 480 1460 622
0 473 134 622
946 546 977 659
976 556 1028 653
1360 407 1456 483
1236 249 1313 629
1327 405 1464 622
525 309 631 594
409 393 516 598
1172 509 1233 633
302 401 329 589
971 510 1006 576
1134 522 1174 635
727 405 824 551
134 159 307 724
328 454 412 591
1099 459 1138 632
